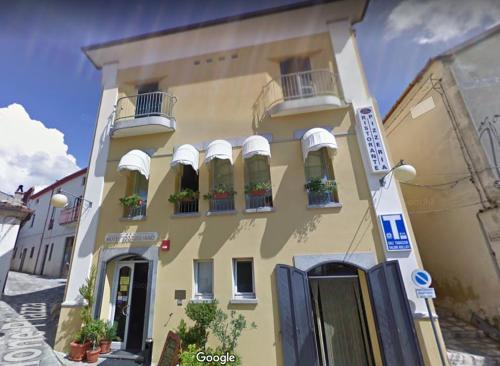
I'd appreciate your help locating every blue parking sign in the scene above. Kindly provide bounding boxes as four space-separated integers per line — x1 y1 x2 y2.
380 214 411 251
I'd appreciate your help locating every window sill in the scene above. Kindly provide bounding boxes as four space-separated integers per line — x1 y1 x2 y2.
244 207 275 214
190 298 215 304
307 202 342 209
206 210 237 216
119 215 147 221
171 212 201 219
229 298 258 305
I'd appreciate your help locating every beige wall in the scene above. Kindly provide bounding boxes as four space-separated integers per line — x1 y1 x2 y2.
384 61 500 322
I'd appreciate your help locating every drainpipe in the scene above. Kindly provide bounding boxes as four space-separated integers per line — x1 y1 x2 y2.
33 188 54 275
476 208 500 280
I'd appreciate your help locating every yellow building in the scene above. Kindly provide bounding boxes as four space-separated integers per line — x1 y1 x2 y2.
55 1 448 365
384 26 500 335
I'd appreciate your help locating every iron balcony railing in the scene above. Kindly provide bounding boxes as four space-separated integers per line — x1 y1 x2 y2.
174 199 199 214
209 197 235 212
307 191 335 205
254 69 340 119
245 191 273 209
114 91 177 122
59 205 80 225
124 201 147 218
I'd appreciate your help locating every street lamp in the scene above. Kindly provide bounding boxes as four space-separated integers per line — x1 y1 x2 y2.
379 160 417 187
51 190 92 209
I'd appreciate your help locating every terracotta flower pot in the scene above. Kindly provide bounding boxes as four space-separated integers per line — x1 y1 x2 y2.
68 341 86 361
213 192 230 199
86 347 101 363
249 189 268 197
99 340 112 354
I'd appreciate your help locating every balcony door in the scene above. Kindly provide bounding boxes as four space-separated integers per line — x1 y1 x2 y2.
136 83 162 118
110 260 149 352
280 57 313 99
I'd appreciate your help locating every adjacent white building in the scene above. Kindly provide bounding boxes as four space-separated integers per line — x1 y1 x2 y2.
11 168 87 278
0 188 31 296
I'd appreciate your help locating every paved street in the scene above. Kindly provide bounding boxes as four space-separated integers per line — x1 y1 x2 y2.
0 271 65 365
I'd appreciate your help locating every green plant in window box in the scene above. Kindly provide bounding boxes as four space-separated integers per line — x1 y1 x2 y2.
203 184 237 200
119 194 144 208
168 188 199 204
244 182 272 196
304 177 337 193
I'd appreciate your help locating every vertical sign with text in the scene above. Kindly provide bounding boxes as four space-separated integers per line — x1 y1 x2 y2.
357 107 390 173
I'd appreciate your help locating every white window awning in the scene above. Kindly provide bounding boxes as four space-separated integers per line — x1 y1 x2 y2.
204 140 233 164
117 149 151 179
171 144 200 173
242 135 271 159
301 128 337 161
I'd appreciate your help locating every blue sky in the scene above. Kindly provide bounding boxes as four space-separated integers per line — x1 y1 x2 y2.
0 0 498 192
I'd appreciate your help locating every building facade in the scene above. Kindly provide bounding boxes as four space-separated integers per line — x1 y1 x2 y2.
55 1 447 365
11 169 87 278
384 27 500 329
0 189 32 297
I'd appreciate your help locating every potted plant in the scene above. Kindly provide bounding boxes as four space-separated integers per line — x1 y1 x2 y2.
85 319 104 363
119 194 143 209
245 182 272 196
203 184 236 200
304 177 337 193
100 322 118 354
68 329 89 362
168 188 198 204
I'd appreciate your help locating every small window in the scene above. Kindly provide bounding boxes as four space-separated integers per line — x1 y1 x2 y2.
233 259 255 299
30 213 36 228
194 260 213 300
123 171 148 218
12 247 17 259
304 147 338 205
82 176 86 186
36 199 39 204
245 155 273 209
48 243 54 261
48 207 56 230
29 247 35 258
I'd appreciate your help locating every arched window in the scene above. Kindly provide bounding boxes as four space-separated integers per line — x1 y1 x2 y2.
304 147 338 205
245 155 272 209
123 171 148 218
170 144 200 214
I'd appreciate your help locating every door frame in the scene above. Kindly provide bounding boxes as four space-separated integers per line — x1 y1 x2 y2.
108 260 147 350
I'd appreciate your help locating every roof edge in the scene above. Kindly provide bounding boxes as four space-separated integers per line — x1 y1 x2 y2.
30 167 88 199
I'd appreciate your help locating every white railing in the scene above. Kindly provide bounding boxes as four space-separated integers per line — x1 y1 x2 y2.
115 91 177 122
254 69 340 120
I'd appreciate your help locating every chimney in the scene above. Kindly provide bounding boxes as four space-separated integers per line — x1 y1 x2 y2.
14 185 24 202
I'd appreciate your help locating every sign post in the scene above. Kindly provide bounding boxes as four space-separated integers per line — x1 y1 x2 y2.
411 269 446 366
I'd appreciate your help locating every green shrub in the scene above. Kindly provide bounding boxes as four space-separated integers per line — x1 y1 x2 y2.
177 300 218 349
179 345 241 366
209 309 256 353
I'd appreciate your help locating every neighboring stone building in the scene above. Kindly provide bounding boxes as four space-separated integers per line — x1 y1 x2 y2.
384 25 500 328
11 168 87 278
0 188 32 297
55 1 447 365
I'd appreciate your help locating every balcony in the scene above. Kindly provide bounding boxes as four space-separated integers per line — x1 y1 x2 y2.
254 70 343 119
111 91 177 138
59 206 80 226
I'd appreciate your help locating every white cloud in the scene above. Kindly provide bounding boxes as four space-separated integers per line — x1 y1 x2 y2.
385 0 500 44
0 103 80 194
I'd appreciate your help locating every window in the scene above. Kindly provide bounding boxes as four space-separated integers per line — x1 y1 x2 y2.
13 247 17 259
279 57 313 99
174 165 199 214
193 260 213 300
29 247 34 258
208 159 235 212
233 259 255 299
48 243 54 261
82 176 86 186
30 213 36 228
123 171 148 218
304 147 338 205
48 207 55 230
245 155 273 209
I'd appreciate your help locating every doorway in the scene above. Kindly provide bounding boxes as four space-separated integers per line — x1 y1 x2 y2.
109 260 149 352
308 263 373 366
61 236 74 278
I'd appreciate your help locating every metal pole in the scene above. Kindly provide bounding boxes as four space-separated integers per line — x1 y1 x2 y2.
425 298 447 366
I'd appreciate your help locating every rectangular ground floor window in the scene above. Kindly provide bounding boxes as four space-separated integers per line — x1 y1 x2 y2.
194 260 213 300
233 259 255 299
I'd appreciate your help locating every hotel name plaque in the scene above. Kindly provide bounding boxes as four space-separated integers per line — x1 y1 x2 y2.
105 232 159 243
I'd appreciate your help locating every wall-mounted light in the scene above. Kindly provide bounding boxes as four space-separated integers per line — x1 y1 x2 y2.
51 190 92 209
379 160 417 187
